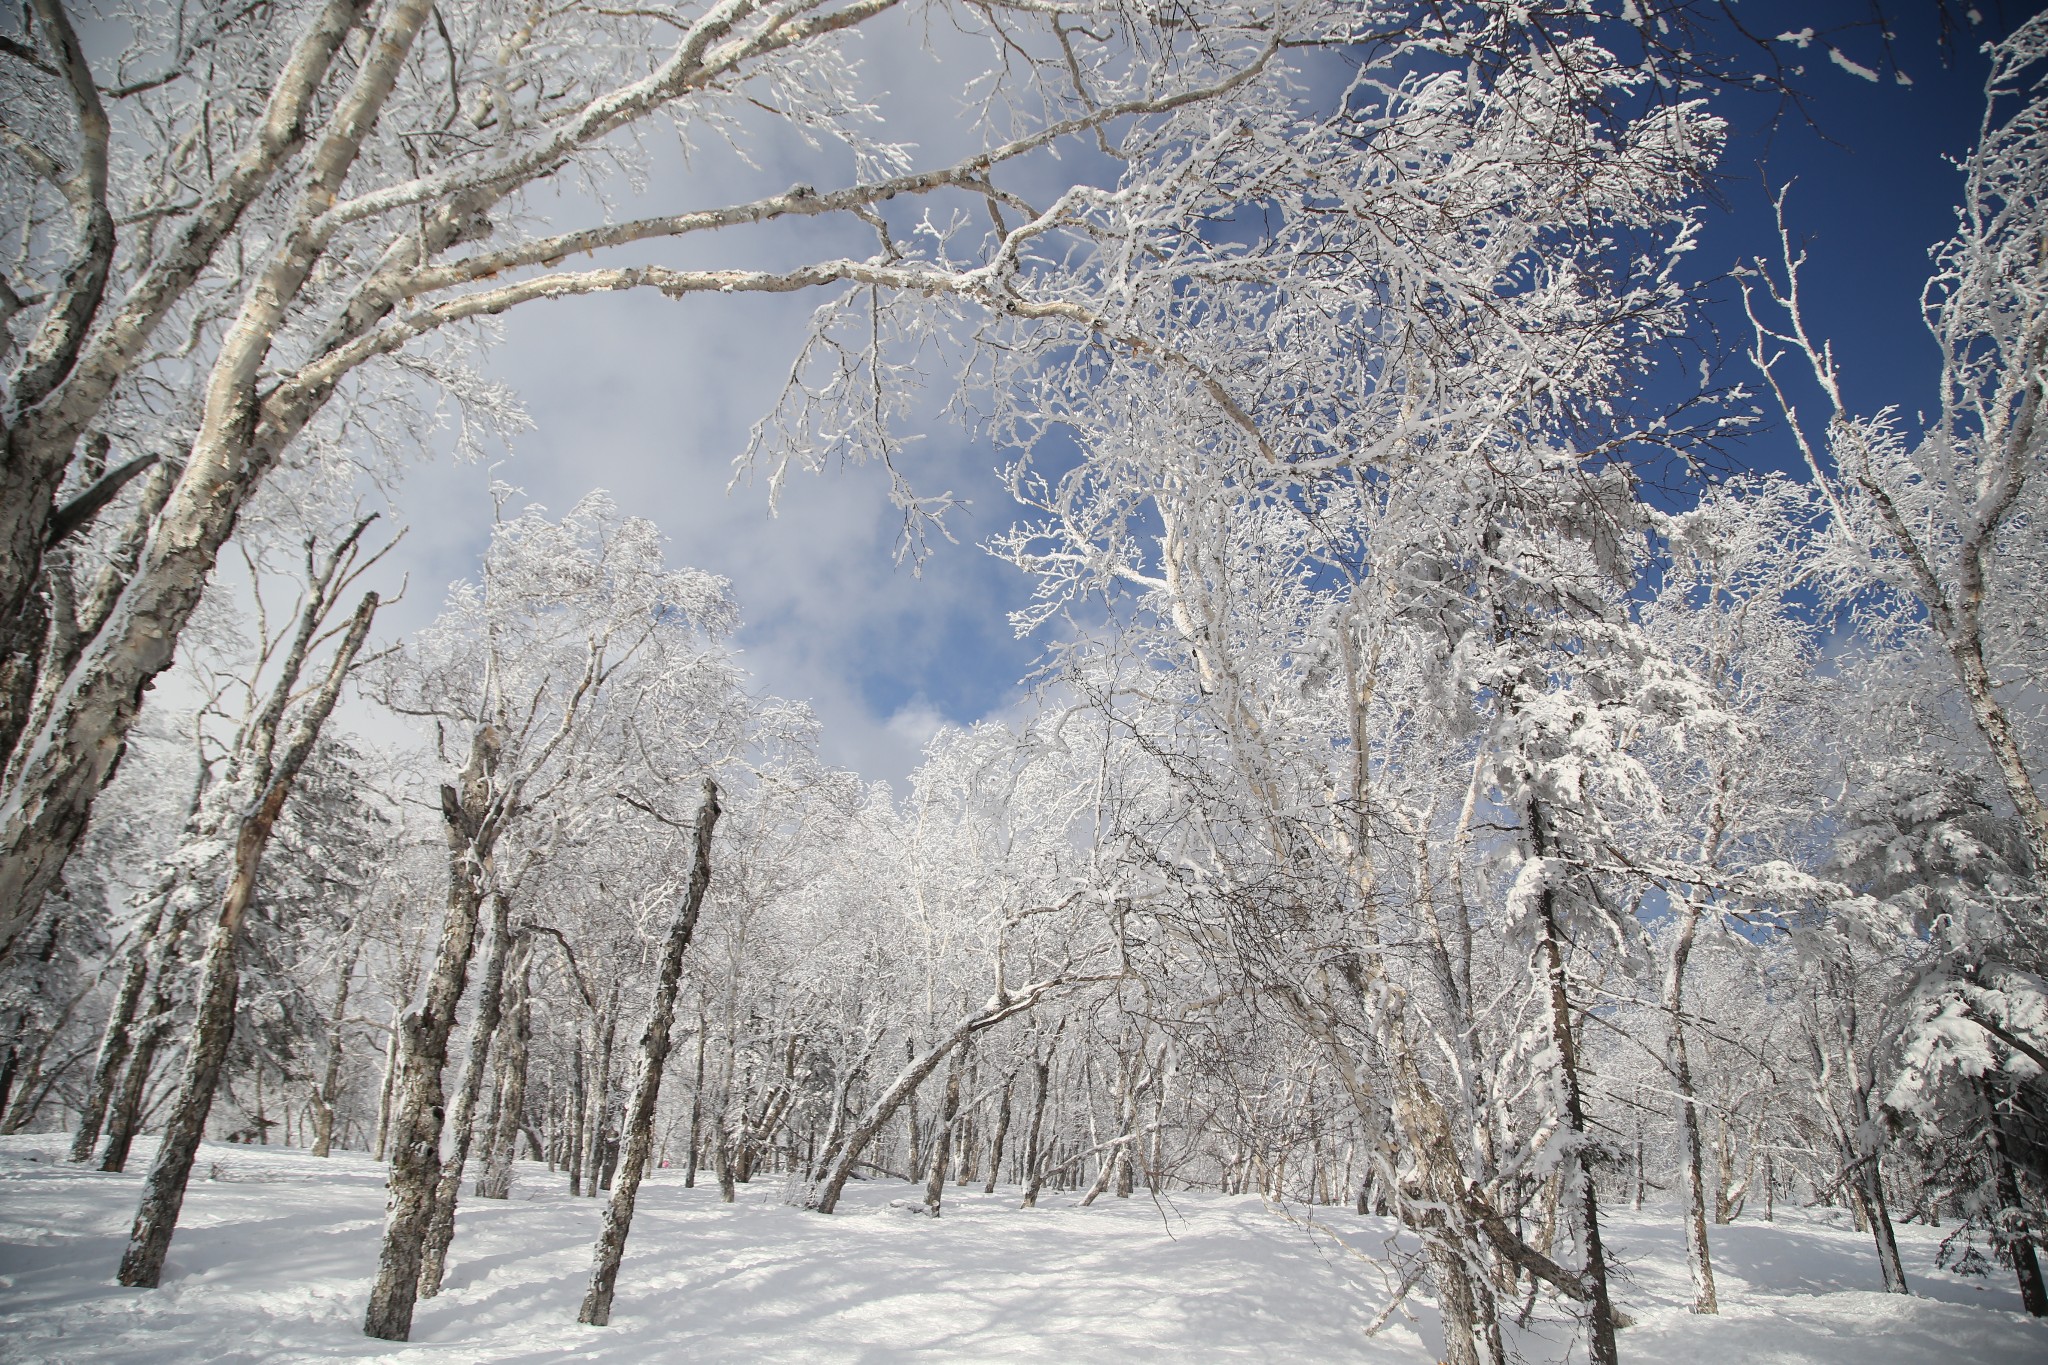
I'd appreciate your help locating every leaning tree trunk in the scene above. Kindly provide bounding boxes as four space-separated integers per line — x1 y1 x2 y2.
416 890 515 1300
1080 1048 1145 1209
363 725 501 1342
99 871 223 1172
806 982 1060 1215
1855 1151 1910 1294
98 1008 169 1174
70 896 172 1163
115 591 377 1288
578 780 719 1327
1842 1049 1910 1295
0 0 435 968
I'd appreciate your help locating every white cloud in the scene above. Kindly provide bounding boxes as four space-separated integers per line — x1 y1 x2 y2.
316 10 1129 788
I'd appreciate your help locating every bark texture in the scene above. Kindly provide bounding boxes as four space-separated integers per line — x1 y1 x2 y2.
363 725 501 1341
417 891 515 1299
578 779 719 1327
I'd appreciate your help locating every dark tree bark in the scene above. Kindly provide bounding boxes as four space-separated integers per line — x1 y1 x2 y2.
1530 803 1620 1365
362 724 501 1341
983 1071 1014 1194
923 1040 967 1218
477 931 533 1199
579 779 719 1327
1020 1052 1052 1208
568 1035 587 1196
1984 1081 2048 1317
417 891 515 1299
684 1009 707 1190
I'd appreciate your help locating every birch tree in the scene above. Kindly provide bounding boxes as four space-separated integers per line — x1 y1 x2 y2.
113 539 383 1285
0 0 1551 966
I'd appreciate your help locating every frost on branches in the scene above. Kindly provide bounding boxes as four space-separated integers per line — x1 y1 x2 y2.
0 3 2043 1362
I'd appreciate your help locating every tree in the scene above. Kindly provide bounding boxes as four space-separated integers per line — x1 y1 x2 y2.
0 0 1419 965
114 525 382 1285
1743 12 2048 874
363 490 746 1339
578 778 719 1327
1739 15 2048 1309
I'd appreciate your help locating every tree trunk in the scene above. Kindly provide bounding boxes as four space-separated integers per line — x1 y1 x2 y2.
684 1012 707 1190
923 1040 966 1218
70 898 172 1163
714 1128 737 1203
807 984 1058 1215
1983 1082 2046 1316
582 987 619 1197
1020 1053 1051 1208
1532 810 1620 1365
1841 1050 1909 1295
100 871 223 1172
99 1013 166 1174
477 932 533 1200
0 0 432 967
311 937 361 1157
1857 1155 1909 1293
568 1036 587 1196
372 1007 401 1163
363 724 500 1343
1665 896 1718 1314
578 780 719 1327
416 890 515 1300
983 1072 1014 1194
115 590 377 1287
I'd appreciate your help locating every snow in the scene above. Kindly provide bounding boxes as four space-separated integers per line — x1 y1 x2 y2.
3 1136 2045 1363
1827 47 1882 83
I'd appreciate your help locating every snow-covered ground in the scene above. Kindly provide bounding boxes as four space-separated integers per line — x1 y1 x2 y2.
2 1135 2043 1363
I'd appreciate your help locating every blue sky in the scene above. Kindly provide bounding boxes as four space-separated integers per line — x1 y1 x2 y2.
1696 2 2019 432
355 3 2029 788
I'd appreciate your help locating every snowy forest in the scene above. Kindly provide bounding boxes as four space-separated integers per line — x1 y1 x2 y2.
0 0 2044 1361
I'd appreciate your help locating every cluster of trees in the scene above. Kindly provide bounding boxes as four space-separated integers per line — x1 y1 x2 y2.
0 0 2041 1360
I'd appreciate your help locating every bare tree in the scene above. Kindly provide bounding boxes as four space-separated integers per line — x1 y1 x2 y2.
114 563 380 1286
578 778 719 1327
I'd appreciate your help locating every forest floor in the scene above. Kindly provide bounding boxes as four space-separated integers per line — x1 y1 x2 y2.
2 1134 2044 1363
